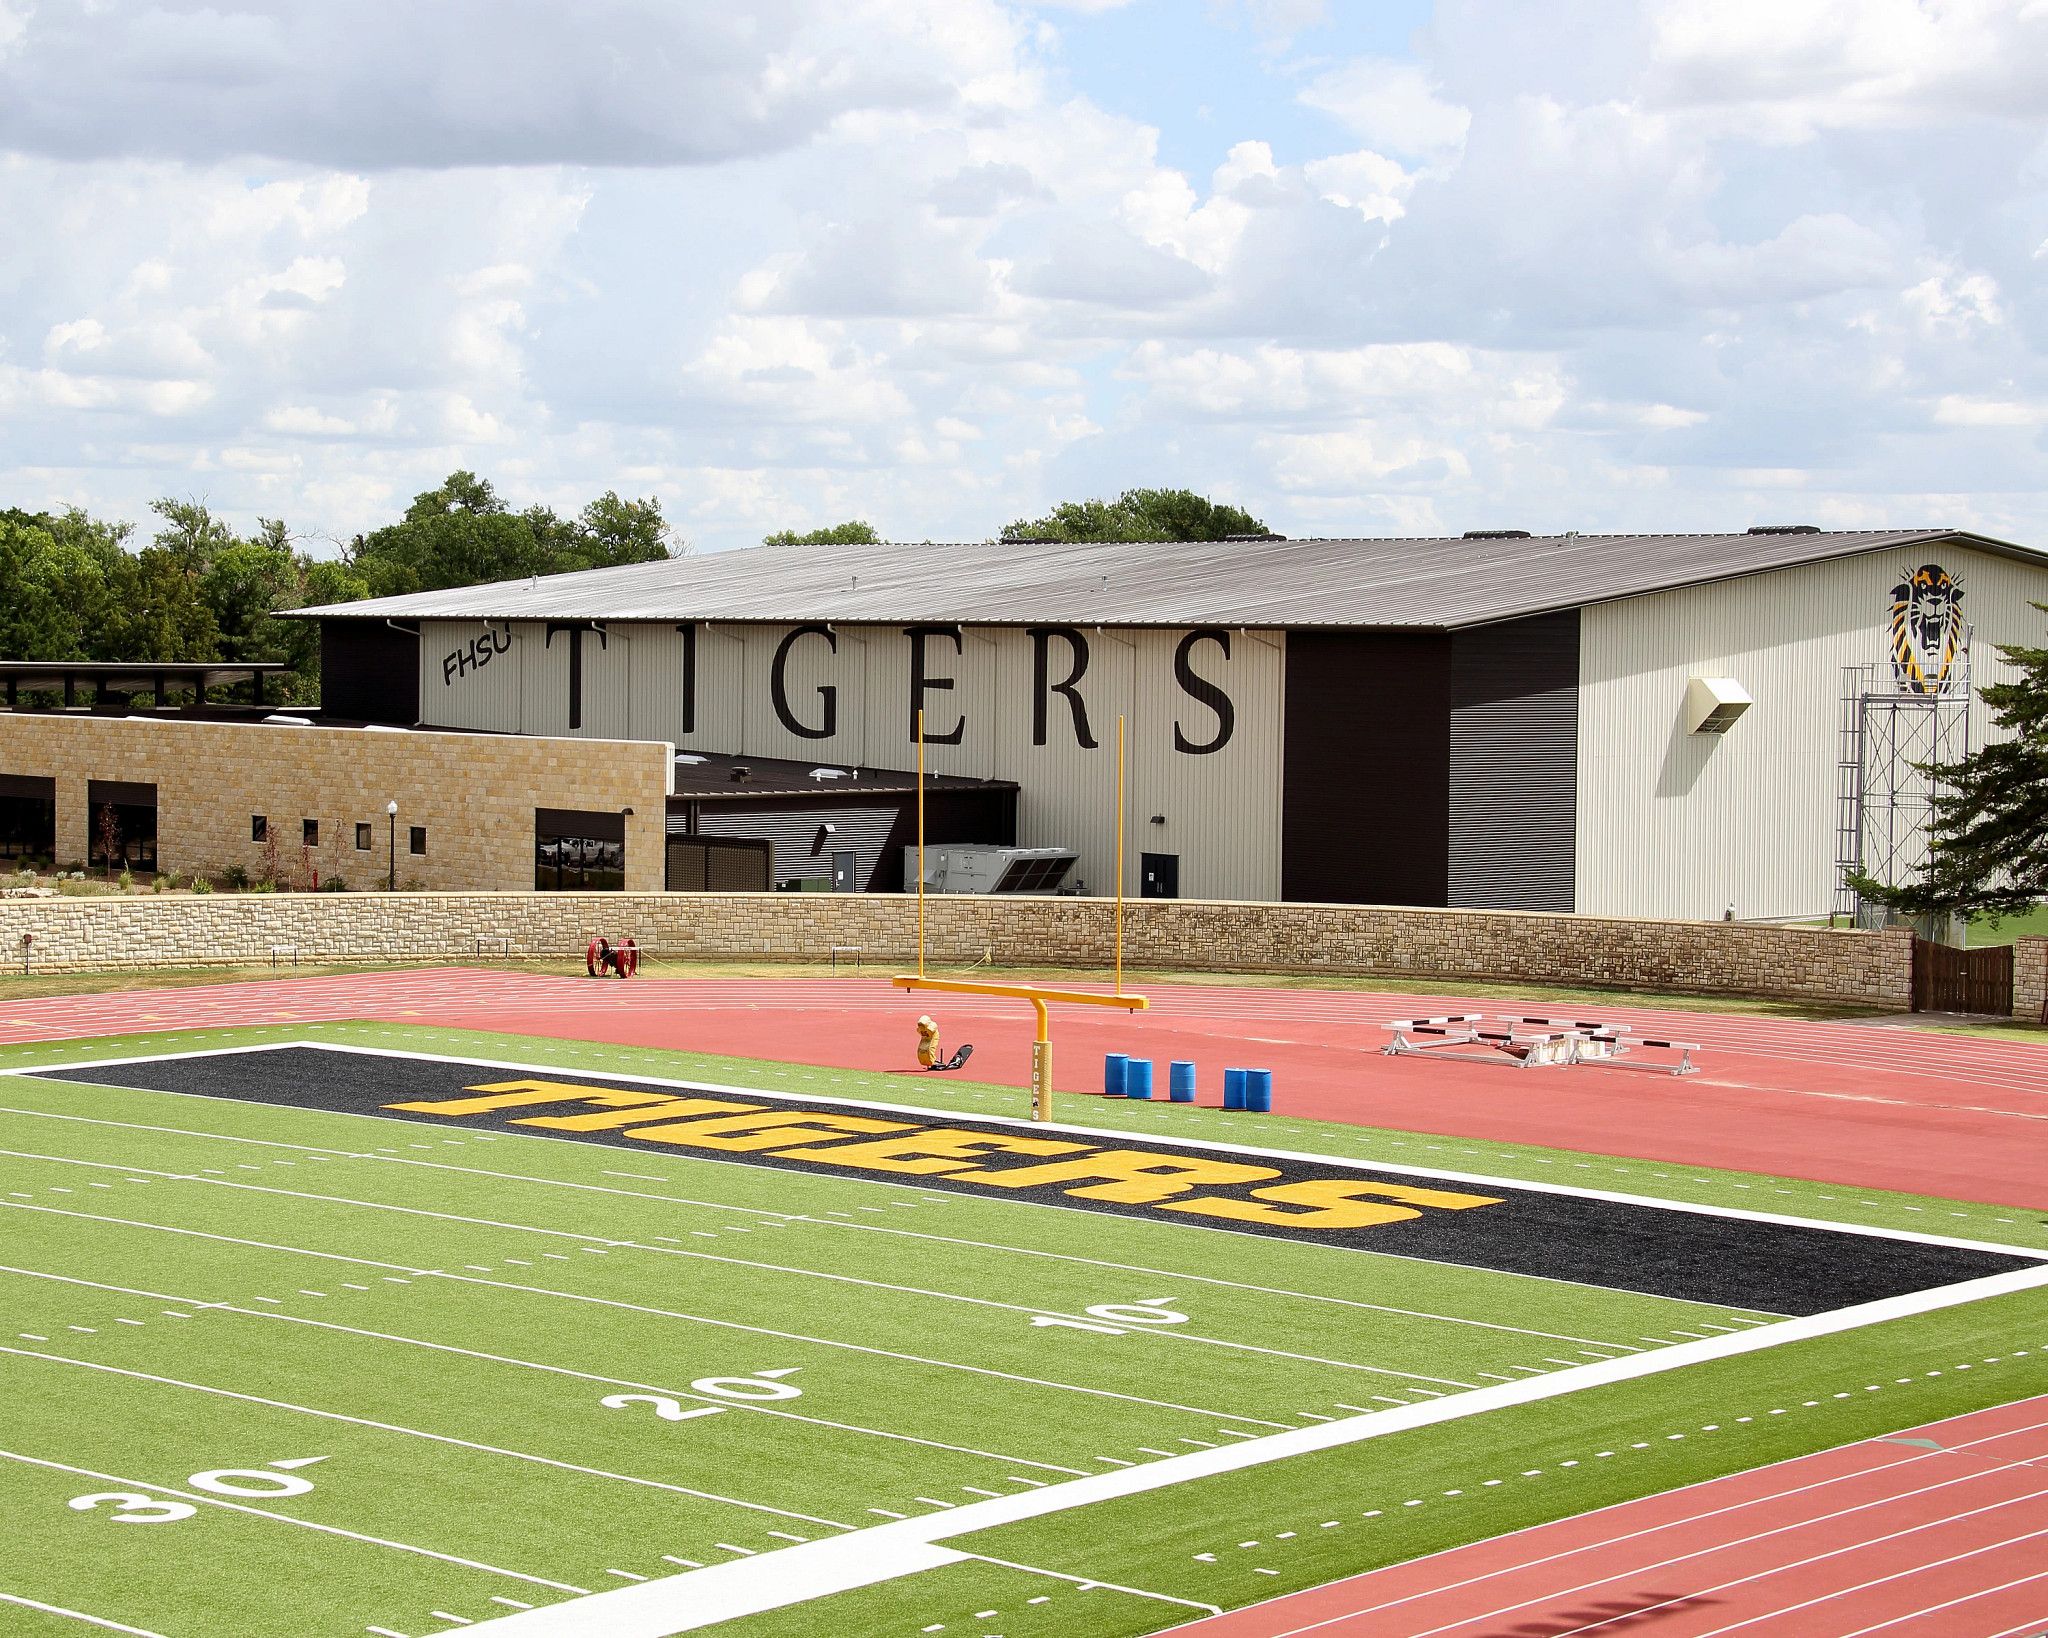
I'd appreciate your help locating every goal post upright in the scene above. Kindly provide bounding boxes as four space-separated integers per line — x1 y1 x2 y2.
893 975 1149 1120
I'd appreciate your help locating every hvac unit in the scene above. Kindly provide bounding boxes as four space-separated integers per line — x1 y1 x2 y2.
902 845 1079 894
1684 676 1753 735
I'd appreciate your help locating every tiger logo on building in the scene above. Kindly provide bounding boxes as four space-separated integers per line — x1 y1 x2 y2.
1889 563 1965 694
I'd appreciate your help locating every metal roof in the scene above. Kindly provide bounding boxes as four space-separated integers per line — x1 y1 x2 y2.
296 528 2040 632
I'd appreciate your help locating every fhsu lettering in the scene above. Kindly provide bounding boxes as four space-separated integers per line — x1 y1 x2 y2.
441 623 513 686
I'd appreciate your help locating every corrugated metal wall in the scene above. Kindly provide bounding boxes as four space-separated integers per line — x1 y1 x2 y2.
1448 612 1579 911
1577 544 2045 920
420 617 1285 901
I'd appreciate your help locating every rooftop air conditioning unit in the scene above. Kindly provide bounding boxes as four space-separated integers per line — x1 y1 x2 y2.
1684 676 1753 734
902 845 1079 894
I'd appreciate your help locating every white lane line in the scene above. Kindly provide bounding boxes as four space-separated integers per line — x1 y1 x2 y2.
1619 1515 2048 1638
0 1140 1476 1389
0 1345 853 1531
0 1590 169 1635
453 1261 2048 1637
1834 1563 2048 1638
0 1200 1286 1430
0 1447 589 1594
0 1263 1090 1478
0 1100 1661 1351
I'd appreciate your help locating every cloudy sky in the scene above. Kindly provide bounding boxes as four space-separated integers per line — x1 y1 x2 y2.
1 0 2043 554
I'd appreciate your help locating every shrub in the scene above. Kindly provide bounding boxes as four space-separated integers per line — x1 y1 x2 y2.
400 876 427 893
151 876 168 894
249 880 276 894
318 875 350 893
191 877 214 894
118 870 133 891
65 860 84 875
221 864 250 891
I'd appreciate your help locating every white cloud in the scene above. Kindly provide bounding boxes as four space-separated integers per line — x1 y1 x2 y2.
1299 57 1471 158
0 0 2043 555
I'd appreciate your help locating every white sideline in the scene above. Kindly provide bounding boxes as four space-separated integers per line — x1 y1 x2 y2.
459 1261 2048 1634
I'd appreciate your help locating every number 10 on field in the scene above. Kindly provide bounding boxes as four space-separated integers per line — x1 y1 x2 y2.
1032 1298 1188 1335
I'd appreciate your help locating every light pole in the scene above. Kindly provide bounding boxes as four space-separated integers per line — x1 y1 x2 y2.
386 800 398 892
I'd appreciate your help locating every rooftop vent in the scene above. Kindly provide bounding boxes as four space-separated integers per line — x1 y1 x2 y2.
729 765 750 782
809 767 849 781
1747 524 1821 535
1220 532 1287 541
1463 529 1533 540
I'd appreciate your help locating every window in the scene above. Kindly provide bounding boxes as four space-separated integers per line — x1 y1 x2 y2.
355 822 372 851
535 809 625 892
251 815 267 843
302 819 319 847
409 826 427 856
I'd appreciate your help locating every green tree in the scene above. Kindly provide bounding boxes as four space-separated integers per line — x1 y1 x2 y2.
347 471 674 598
763 520 882 548
1849 602 2048 919
1001 488 1268 544
149 497 239 581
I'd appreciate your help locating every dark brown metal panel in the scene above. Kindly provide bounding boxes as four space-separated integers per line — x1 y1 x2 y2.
320 619 419 724
535 807 626 843
1447 610 1579 912
0 774 56 800
1282 631 1450 906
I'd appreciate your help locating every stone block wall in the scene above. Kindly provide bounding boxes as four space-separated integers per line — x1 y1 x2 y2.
0 889 1917 1008
2016 936 2048 1024
0 712 672 893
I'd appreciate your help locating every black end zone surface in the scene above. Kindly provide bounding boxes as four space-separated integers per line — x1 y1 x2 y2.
34 1046 2036 1316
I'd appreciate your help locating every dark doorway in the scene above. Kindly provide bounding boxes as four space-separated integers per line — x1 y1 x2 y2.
1140 852 1179 900
0 774 56 868
87 779 158 874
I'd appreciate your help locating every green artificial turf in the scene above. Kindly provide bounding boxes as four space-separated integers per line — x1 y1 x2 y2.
0 1021 2041 1637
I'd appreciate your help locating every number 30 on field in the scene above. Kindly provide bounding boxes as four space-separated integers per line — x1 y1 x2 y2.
68 1457 326 1524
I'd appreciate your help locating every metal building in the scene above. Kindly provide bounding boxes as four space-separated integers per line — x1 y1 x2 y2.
302 526 2048 919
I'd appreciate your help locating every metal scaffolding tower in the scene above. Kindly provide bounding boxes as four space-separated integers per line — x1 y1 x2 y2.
1832 634 1973 926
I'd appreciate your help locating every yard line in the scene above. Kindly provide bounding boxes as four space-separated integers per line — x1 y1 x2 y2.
0 1202 1293 1428
956 1550 1221 1615
0 1099 1695 1343
0 1345 855 1531
0 1591 168 1636
0 1264 1092 1477
0 1447 590 1594
0 1144 1478 1388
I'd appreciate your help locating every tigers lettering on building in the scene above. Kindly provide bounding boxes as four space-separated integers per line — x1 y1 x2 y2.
1889 563 1966 695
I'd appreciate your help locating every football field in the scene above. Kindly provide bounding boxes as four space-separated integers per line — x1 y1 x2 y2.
2 1026 2046 1637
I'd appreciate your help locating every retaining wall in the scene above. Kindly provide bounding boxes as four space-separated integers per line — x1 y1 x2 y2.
0 891 1917 1008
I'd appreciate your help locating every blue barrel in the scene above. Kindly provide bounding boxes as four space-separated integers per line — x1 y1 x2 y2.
1104 1053 1129 1097
1126 1059 1154 1101
1246 1068 1273 1113
1222 1067 1247 1110
1169 1061 1196 1103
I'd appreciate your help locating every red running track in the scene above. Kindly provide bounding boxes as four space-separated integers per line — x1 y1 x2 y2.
1 967 2044 1207
1164 1395 2048 1638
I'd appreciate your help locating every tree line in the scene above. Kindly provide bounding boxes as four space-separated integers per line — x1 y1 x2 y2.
0 472 675 702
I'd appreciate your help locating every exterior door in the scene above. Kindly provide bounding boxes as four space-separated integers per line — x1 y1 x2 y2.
832 850 860 892
1140 852 1179 899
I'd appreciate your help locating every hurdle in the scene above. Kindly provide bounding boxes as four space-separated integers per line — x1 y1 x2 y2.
1384 1012 1703 1076
1383 1015 1577 1069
